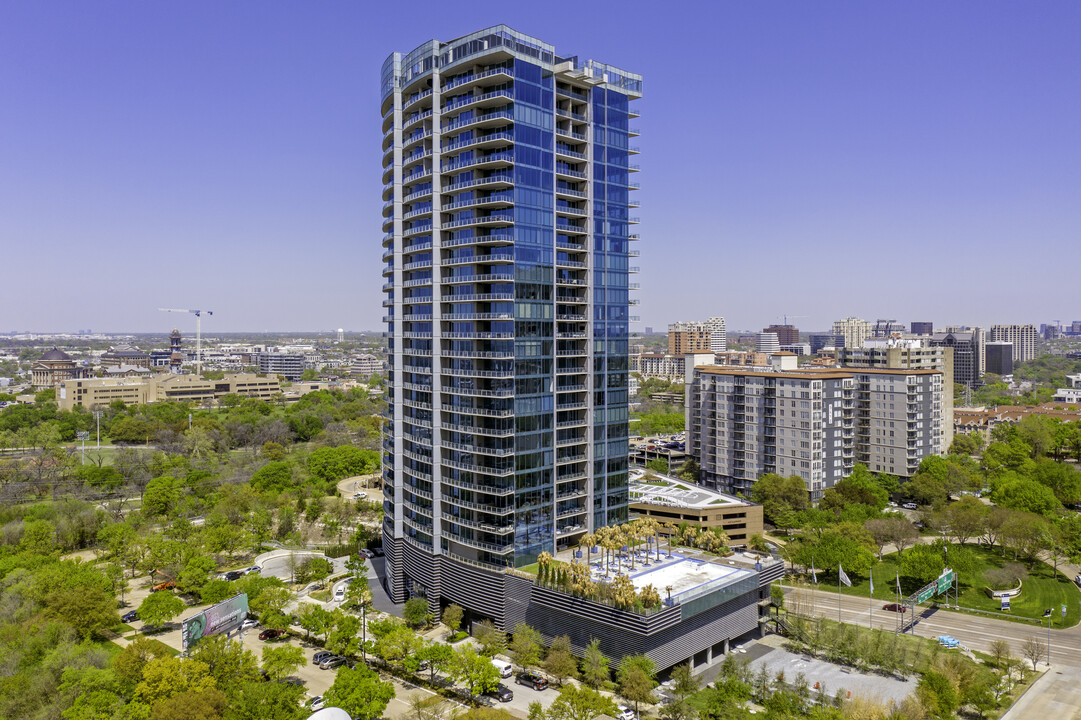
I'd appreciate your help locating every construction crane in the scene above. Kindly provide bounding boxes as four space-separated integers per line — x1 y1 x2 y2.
158 308 214 376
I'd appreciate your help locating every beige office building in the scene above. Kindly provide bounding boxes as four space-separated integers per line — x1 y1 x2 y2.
58 373 281 411
831 317 873 349
989 324 1038 363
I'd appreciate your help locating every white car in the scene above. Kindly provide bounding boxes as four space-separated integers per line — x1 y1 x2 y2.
334 587 345 601
241 618 259 630
307 696 325 711
245 566 261 574
617 705 635 720
352 492 368 500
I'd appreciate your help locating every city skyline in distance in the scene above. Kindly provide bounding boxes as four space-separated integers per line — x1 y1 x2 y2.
1 2 1078 333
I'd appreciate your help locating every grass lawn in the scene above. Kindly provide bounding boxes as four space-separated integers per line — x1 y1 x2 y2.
787 545 1081 627
110 622 135 634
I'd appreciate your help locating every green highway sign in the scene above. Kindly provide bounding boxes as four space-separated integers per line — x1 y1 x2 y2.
917 587 934 603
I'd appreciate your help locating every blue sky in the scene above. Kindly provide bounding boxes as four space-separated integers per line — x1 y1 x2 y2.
1 1 1078 334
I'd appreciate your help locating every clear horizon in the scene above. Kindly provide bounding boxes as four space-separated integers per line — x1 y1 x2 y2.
1 2 1078 333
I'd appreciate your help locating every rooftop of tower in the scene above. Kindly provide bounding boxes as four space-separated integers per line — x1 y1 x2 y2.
385 25 641 100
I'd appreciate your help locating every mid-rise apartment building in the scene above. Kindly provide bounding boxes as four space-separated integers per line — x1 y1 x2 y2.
989 324 1038 363
669 319 725 356
838 338 954 450
256 353 305 381
631 352 685 379
687 362 944 498
832 317 873 349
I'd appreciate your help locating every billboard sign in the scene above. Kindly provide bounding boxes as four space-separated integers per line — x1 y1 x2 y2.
181 593 248 652
1001 595 1010 611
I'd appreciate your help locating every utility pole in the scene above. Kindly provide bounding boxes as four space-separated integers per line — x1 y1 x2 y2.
93 411 102 450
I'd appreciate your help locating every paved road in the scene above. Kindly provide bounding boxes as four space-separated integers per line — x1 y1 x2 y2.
784 587 1081 719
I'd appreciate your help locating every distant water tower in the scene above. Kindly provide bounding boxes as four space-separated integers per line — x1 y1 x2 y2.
337 328 344 343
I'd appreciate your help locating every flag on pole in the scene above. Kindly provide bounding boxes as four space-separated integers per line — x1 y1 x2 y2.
870 571 874 594
811 558 818 585
839 564 852 587
896 572 902 596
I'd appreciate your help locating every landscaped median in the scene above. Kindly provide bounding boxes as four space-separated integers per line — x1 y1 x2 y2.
782 545 1081 627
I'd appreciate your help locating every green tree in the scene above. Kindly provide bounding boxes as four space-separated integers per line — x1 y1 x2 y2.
443 603 464 635
415 641 454 682
992 476 1062 516
298 604 335 643
250 461 294 494
474 620 506 656
900 543 945 584
327 612 364 658
750 474 809 531
137 590 187 629
819 465 889 512
917 670 959 720
114 635 173 688
261 645 306 681
150 688 228 720
404 597 432 628
323 665 395 720
143 476 182 516
580 638 610 688
135 657 216 706
189 634 260 688
45 585 118 639
545 684 618 720
223 680 306 720
617 654 657 716
509 622 544 672
449 645 501 697
544 635 579 686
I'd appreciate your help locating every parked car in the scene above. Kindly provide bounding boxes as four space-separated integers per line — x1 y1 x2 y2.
357 549 374 559
515 671 549 690
241 618 260 630
485 684 514 703
617 705 635 720
320 655 348 670
334 586 345 601
225 570 244 581
306 696 325 711
312 651 334 666
352 492 367 500
902 502 918 510
1075 574 1081 586
151 580 176 592
245 566 261 574
372 547 384 557
259 628 286 641
122 610 139 622
883 603 907 613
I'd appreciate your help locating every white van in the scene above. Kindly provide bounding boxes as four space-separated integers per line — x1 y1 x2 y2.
491 659 513 678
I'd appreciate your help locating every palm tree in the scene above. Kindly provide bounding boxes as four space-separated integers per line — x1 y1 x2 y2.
578 532 596 566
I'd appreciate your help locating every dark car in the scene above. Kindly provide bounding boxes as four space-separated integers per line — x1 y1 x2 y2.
225 570 244 581
485 684 514 703
313 650 334 666
883 603 907 613
515 671 549 690
371 547 384 557
259 628 287 641
122 610 139 623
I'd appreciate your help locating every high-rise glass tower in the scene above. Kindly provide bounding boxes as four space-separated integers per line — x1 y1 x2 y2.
380 26 641 610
